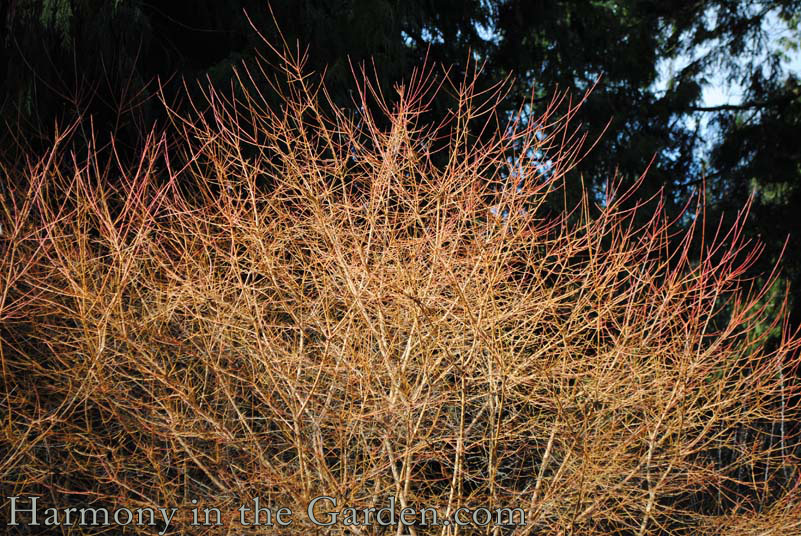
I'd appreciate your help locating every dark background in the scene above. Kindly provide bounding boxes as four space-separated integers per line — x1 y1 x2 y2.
2 0 800 329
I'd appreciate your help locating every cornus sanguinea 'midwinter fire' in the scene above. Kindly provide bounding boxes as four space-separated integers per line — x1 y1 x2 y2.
1 41 801 535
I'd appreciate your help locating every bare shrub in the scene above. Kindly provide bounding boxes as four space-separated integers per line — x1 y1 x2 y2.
2 48 801 535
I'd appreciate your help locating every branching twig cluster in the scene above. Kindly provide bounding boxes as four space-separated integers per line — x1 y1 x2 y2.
1 47 800 535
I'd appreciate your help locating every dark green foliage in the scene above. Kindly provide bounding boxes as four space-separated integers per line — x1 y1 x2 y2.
2 0 800 325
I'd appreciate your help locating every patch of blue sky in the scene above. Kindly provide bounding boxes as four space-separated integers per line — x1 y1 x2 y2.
653 7 801 156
